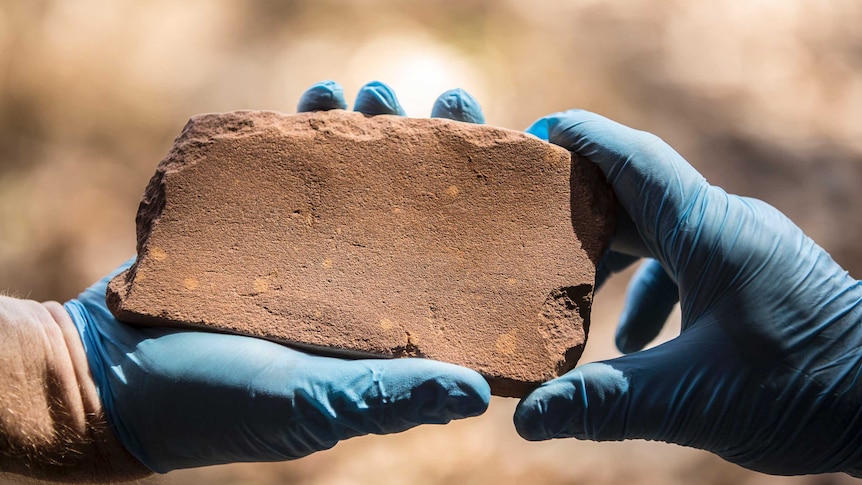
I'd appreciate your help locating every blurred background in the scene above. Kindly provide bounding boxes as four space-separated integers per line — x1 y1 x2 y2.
1 1 860 483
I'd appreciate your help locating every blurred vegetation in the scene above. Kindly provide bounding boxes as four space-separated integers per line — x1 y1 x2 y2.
1 1 860 483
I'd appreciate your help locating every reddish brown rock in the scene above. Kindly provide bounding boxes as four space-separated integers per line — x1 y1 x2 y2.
106 110 615 397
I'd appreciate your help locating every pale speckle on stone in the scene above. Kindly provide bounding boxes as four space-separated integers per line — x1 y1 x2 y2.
150 247 167 262
253 278 268 293
495 332 517 357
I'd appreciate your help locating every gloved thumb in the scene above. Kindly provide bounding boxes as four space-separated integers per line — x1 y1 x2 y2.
514 327 725 443
514 361 632 442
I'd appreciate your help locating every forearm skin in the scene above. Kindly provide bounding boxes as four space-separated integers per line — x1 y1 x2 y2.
0 296 150 482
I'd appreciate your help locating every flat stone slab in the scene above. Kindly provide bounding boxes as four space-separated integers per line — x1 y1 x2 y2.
106 110 615 397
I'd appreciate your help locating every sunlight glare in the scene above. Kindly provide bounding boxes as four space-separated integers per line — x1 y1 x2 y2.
347 33 486 116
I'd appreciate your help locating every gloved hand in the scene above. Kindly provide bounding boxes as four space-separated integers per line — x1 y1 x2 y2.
514 110 862 475
64 81 491 473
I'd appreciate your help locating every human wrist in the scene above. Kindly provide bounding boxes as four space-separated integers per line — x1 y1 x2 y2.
0 296 150 482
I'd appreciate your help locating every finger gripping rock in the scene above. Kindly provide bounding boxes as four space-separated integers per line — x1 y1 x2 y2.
106 110 615 397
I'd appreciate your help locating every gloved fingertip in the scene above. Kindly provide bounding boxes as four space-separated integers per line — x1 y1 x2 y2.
513 400 546 441
615 322 656 354
514 363 631 442
614 331 644 354
615 259 679 354
595 251 640 292
529 111 623 147
414 364 491 421
513 379 575 441
372 358 490 425
353 80 406 116
430 88 485 124
297 80 348 112
525 117 551 141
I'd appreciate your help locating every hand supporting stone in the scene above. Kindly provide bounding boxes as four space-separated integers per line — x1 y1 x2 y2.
48 82 494 477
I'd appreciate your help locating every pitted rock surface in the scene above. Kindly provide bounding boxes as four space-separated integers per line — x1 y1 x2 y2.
106 110 615 397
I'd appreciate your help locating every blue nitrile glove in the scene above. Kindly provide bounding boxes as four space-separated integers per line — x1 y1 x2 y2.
514 110 862 476
64 81 490 473
431 88 485 124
